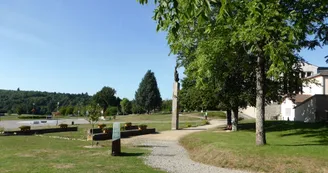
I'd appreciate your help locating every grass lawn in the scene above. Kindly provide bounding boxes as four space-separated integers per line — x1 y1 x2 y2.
180 120 328 173
0 115 20 120
0 136 163 173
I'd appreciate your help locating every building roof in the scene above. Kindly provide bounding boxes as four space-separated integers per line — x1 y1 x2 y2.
318 67 328 70
300 61 318 67
307 71 328 79
294 94 312 104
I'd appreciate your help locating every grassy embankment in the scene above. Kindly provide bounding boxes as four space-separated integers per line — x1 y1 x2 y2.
180 120 328 173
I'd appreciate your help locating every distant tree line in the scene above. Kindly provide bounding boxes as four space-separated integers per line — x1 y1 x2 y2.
0 89 91 115
0 70 170 116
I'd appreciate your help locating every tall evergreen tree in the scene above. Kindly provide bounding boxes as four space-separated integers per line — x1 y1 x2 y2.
135 70 162 114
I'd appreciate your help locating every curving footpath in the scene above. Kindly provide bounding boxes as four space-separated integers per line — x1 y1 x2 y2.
122 119 249 173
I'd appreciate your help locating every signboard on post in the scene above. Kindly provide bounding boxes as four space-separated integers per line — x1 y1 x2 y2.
112 122 121 140
111 122 121 156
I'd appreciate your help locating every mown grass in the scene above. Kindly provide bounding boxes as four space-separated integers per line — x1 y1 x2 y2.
0 115 20 120
180 120 328 173
0 136 163 173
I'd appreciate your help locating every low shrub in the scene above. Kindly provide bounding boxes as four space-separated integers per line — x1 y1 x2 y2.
98 124 106 129
102 128 112 134
138 124 147 130
187 124 192 128
202 120 210 125
124 122 132 127
19 126 31 131
238 117 244 121
0 127 4 134
59 124 68 128
18 115 47 119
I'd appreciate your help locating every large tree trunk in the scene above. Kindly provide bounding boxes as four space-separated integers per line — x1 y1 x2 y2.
256 55 266 145
232 108 238 131
226 110 232 129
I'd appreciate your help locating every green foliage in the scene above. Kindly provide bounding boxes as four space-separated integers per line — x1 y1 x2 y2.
98 124 106 129
139 0 328 145
58 124 68 128
93 86 117 112
17 115 47 119
66 106 74 115
160 99 172 113
19 126 31 131
0 89 91 115
15 105 24 115
59 106 67 115
120 98 132 115
135 70 162 114
105 106 118 116
87 104 102 124
131 100 144 114
138 124 147 130
202 120 210 125
179 77 219 111
124 122 132 127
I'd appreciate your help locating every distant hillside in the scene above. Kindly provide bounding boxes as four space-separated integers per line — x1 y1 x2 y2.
0 89 91 115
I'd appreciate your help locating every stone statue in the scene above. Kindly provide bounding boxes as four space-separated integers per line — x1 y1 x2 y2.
174 64 179 82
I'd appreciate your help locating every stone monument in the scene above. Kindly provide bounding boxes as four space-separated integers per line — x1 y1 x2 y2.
172 64 180 130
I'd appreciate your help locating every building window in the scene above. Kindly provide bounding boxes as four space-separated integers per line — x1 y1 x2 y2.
301 72 305 78
306 72 312 77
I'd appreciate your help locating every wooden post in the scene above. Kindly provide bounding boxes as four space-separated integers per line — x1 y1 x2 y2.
111 139 121 156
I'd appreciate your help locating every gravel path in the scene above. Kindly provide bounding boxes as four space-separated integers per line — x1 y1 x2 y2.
123 120 249 173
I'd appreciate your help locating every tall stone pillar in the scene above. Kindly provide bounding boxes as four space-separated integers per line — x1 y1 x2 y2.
172 82 180 130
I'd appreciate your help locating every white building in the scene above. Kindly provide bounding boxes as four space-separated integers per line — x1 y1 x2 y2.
241 62 328 122
281 71 328 122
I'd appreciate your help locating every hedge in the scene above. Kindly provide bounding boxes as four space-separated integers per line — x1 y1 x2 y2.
18 115 47 119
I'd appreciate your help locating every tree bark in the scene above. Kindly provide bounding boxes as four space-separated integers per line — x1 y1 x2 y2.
226 109 232 128
256 55 266 145
232 108 238 131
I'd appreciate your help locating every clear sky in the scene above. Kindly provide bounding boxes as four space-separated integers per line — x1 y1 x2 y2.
0 1 327 100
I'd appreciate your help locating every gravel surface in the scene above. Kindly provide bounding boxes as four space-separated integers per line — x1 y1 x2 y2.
140 140 248 173
125 120 249 173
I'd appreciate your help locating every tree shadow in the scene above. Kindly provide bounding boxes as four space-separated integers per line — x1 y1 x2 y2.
237 121 328 146
136 144 168 148
119 152 145 157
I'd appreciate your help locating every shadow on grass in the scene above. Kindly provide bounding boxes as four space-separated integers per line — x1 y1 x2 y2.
119 152 144 157
238 121 328 145
274 142 328 146
239 121 327 132
136 145 168 148
179 128 206 130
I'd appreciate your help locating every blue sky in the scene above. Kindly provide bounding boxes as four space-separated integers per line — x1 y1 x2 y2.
0 1 327 100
